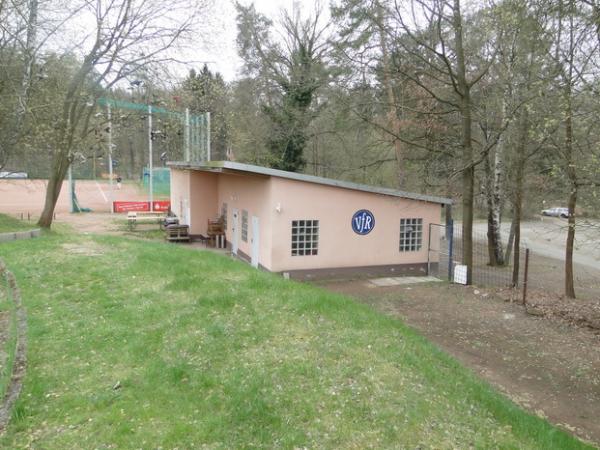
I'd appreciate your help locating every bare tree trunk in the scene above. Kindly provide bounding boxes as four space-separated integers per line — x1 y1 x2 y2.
485 153 495 264
565 186 577 298
562 1 577 298
461 122 475 286
376 1 404 188
485 88 508 266
505 214 516 264
453 0 474 284
38 61 94 228
512 165 524 287
564 96 577 298
38 154 70 227
18 0 38 112
511 108 528 287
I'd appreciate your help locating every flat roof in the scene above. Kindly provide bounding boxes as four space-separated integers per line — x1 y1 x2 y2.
167 160 453 205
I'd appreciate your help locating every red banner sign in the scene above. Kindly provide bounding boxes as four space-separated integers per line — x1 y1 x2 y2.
152 201 171 212
113 201 170 213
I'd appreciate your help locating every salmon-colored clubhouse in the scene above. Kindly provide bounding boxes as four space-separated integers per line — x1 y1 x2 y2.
168 161 452 280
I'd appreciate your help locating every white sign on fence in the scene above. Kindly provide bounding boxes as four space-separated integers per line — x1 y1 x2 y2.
454 264 468 285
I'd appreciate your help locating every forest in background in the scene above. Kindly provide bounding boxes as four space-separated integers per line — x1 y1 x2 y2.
1 0 599 295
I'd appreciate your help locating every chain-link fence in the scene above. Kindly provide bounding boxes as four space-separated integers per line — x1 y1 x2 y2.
428 221 529 289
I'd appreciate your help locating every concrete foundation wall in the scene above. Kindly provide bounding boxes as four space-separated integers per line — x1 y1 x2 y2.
283 262 430 281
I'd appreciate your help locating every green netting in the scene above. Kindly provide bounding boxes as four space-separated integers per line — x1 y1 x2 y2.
98 97 210 165
71 180 92 213
142 167 170 197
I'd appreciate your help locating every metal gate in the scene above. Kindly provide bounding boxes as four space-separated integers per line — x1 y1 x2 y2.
427 221 454 281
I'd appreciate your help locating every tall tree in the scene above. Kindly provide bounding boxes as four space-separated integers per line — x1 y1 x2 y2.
479 0 547 267
496 1 554 285
235 2 331 172
37 0 211 228
546 0 599 298
182 65 231 160
332 0 408 188
226 77 272 165
0 0 38 170
391 0 498 284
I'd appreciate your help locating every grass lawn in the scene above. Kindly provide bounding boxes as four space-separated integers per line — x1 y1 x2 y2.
0 213 36 233
0 232 592 449
112 218 165 241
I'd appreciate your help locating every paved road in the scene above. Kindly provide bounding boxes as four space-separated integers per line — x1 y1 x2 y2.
473 218 600 270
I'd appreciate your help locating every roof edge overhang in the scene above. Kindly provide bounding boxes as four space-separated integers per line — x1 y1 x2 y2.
167 160 453 206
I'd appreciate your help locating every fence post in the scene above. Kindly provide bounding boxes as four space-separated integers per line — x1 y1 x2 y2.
447 219 454 281
427 223 432 276
522 248 530 305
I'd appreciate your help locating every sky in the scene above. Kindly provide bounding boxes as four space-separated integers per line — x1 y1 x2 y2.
199 0 328 82
39 0 328 87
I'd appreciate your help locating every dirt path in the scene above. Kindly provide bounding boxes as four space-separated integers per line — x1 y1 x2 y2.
319 280 600 447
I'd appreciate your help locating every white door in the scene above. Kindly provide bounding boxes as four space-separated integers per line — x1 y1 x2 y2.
232 209 239 255
251 216 259 268
181 198 190 226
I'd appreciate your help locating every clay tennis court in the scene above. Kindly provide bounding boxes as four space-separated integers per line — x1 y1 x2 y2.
0 179 154 216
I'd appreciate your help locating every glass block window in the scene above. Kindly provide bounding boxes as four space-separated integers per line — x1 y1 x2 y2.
221 203 228 230
242 210 248 242
400 218 423 252
291 220 319 256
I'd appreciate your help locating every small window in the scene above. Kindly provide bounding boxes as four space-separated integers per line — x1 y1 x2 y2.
292 220 319 256
400 218 423 252
242 210 248 242
221 203 228 230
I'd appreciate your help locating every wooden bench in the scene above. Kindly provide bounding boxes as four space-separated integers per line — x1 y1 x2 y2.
165 224 190 242
207 217 226 248
127 212 166 230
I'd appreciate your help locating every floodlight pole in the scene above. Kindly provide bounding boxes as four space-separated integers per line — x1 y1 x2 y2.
206 111 211 161
148 105 154 212
107 103 114 213
184 108 190 161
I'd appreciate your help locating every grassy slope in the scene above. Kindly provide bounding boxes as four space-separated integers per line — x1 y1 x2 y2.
0 213 35 233
0 233 592 449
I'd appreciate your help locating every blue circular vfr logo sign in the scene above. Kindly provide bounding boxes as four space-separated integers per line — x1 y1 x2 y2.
352 210 375 235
